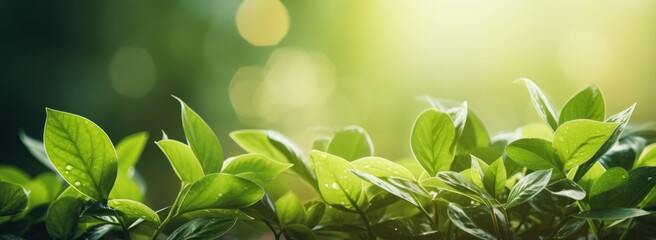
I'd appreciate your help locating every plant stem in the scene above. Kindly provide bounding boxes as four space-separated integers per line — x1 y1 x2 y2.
354 207 375 240
263 220 281 240
576 202 600 240
618 218 635 240
151 185 186 240
484 200 502 239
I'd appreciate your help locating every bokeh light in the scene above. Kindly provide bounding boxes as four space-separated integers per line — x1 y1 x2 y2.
236 0 290 46
109 46 157 98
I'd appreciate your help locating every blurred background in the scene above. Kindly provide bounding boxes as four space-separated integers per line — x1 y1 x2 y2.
2 0 656 208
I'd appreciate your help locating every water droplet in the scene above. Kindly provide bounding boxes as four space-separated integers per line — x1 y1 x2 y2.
394 227 398 231
74 181 81 186
331 182 339 189
324 184 329 188
219 193 223 197
470 201 475 205
65 165 73 171
65 171 70 174
340 201 345 205
648 177 653 181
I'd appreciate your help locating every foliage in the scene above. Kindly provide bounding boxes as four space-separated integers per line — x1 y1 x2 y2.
3 80 656 239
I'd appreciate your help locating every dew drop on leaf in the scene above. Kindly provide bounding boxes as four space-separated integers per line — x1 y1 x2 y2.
65 164 73 171
331 182 339 189
74 181 81 186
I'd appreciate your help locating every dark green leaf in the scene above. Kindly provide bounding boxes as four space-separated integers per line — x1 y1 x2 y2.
555 218 586 239
573 208 650 220
590 166 656 209
371 217 435 239
516 78 559 131
559 85 605 124
174 96 224 174
0 181 28 216
283 224 316 240
546 179 586 200
506 169 552 209
327 125 374 161
44 108 118 200
46 197 82 240
447 203 496 240
305 201 326 228
167 218 236 240
411 109 457 176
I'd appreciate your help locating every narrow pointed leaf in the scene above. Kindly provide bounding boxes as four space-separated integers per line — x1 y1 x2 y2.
516 78 559 130
546 179 586 200
435 171 492 202
411 109 457 176
506 169 552 209
108 199 160 224
352 170 419 206
44 108 117 200
573 208 650 220
156 139 204 184
447 203 496 240
327 125 374 161
559 85 605 124
174 96 224 174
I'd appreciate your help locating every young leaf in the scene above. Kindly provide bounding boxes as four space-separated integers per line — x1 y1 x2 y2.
506 169 552 209
231 130 316 186
327 125 374 161
0 181 28 216
420 97 469 140
351 170 419 207
46 197 82 240
553 120 618 170
635 143 656 168
275 191 306 226
434 171 492 202
515 78 559 131
115 131 148 174
167 218 236 240
447 203 496 240
44 108 118 200
19 131 56 171
177 173 264 213
0 165 30 185
559 85 605 124
310 151 362 211
573 103 636 181
458 110 491 151
411 109 457 176
222 153 293 185
156 139 205 184
108 199 160 224
573 208 650 220
174 96 224 174
505 138 561 171
482 158 506 199
283 224 316 240
305 201 326 228
546 179 586 200
351 157 415 180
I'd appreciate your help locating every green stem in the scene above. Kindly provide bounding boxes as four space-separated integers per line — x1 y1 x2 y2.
500 207 512 239
151 185 186 240
113 211 131 240
263 220 281 240
576 202 600 240
484 200 502 239
618 218 635 240
354 207 375 240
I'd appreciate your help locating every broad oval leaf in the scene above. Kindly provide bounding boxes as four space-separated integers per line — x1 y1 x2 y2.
327 125 374 161
115 131 148 174
44 108 118 200
411 109 457 176
559 85 605 124
351 170 419 207
506 169 552 209
177 173 264 213
482 158 506 199
156 139 205 184
222 153 292 185
283 224 316 240
506 138 561 171
108 199 160 224
573 208 650 220
0 181 28 216
174 96 224 174
167 217 236 240
553 120 618 170
447 203 496 240
351 157 415 180
516 78 559 131
275 191 306 226
546 179 586 200
310 151 362 210
46 197 82 240
589 167 627 201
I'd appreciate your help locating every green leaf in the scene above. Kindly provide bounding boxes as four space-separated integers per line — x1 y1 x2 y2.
167 218 236 240
434 171 492 202
589 167 628 204
573 208 650 220
575 162 605 193
590 167 656 209
555 218 586 239
351 157 415 180
351 170 419 206
19 131 56 171
283 224 316 240
275 191 306 226
411 109 457 176
109 173 143 201
546 179 586 200
482 158 506 199
231 130 315 186
312 137 331 152
447 203 496 240
635 143 656 168
327 125 374 161
505 138 561 172
156 139 205 184
221 153 292 186
0 165 30 185
310 151 362 211
115 132 148 174
573 103 636 181
177 173 264 213
458 110 491 151
174 96 224 174
44 108 118 200
304 201 326 228
553 120 618 170
371 217 436 239
0 181 28 216
46 197 82 240
516 78 559 131
506 169 552 209
420 97 469 140
559 85 605 124
108 199 160 224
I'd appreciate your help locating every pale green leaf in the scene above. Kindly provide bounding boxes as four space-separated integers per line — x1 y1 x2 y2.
635 143 656 168
174 96 224 174
435 171 492 202
505 138 561 172
352 170 419 206
411 109 457 176
327 125 374 161
177 173 264 213
0 165 30 185
559 85 605 124
109 173 143 202
115 131 148 174
351 157 415 180
482 158 506 199
109 199 160 224
506 169 552 209
310 151 362 210
275 191 306 226
553 120 618 170
516 78 559 130
44 108 117 200
222 153 292 185
312 137 331 152
546 179 586 200
156 139 205 184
